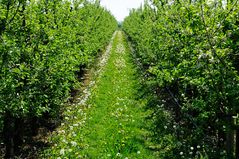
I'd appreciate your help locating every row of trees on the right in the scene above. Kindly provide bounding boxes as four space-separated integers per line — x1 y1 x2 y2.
123 0 239 158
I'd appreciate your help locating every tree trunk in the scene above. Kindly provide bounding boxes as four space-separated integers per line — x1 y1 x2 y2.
3 112 15 159
30 116 38 136
226 115 234 159
14 117 24 154
236 127 239 159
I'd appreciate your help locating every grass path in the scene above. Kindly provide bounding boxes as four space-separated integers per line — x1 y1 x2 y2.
43 31 156 158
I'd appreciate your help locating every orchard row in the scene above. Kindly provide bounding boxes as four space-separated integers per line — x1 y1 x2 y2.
123 0 239 158
0 0 117 157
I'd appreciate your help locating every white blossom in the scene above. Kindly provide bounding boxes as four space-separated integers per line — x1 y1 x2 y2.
60 149 65 155
71 141 77 146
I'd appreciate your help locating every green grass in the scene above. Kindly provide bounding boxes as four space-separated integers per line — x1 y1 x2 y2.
42 31 156 158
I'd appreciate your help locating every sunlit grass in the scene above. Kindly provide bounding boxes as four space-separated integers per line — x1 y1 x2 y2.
42 31 156 158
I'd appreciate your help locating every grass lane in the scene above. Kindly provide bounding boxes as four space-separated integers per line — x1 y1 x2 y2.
42 31 156 158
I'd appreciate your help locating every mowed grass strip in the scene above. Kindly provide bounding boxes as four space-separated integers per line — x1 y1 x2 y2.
43 31 156 158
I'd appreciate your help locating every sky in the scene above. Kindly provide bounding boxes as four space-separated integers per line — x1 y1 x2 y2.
100 0 145 22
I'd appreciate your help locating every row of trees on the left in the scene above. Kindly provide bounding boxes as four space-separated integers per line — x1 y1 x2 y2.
0 0 117 158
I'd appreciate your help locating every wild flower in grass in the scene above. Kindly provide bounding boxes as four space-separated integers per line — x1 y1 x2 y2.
137 151 141 154
60 149 65 155
59 130 65 134
73 123 79 127
62 139 68 144
72 132 77 137
71 141 77 147
116 153 122 157
180 152 183 155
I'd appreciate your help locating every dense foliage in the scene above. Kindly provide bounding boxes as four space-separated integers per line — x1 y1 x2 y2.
123 0 239 158
0 0 117 157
